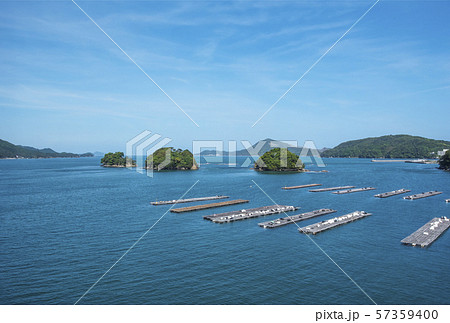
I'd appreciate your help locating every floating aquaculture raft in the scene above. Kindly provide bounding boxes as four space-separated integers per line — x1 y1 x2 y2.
401 217 450 248
170 199 248 213
309 186 355 192
298 211 372 234
151 195 229 205
332 187 376 194
282 184 321 190
403 191 442 200
204 205 298 223
374 189 411 198
258 209 337 228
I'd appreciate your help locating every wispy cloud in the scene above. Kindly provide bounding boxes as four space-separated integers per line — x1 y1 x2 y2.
1 0 449 150
100 2 270 27
0 85 171 120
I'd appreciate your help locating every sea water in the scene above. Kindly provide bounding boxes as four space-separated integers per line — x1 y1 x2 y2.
0 157 449 304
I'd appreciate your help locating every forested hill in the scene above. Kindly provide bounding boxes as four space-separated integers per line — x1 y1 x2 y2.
321 135 450 158
0 139 93 159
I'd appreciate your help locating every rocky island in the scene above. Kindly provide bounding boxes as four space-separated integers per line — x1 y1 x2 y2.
438 150 450 170
101 152 134 167
254 148 305 172
146 147 198 171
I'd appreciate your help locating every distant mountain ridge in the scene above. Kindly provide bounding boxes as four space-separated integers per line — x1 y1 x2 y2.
0 139 93 159
321 135 450 158
200 138 323 157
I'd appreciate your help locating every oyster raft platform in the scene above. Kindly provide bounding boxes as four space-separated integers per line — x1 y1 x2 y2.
374 189 411 198
332 187 376 194
258 209 337 228
204 205 298 223
298 211 372 234
403 191 443 200
151 195 229 205
170 199 248 213
401 217 450 247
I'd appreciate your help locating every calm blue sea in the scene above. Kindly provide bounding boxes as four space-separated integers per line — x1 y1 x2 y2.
0 157 449 305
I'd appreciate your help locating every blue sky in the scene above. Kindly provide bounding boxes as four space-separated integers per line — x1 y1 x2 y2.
1 0 449 153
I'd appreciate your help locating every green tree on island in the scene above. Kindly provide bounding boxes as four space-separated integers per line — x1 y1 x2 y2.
254 148 305 172
438 150 450 170
101 152 127 166
146 147 198 170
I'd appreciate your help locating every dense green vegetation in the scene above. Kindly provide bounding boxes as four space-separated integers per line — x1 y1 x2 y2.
254 148 304 172
0 139 93 159
100 152 129 167
438 150 450 170
321 135 450 158
146 147 198 170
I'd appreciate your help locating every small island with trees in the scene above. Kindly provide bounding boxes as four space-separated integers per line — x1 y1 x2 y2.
438 150 450 170
100 152 133 167
100 148 198 171
254 148 305 172
146 147 198 171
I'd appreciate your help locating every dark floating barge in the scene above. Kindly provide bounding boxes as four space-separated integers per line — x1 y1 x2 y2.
282 184 321 190
309 186 355 192
151 195 229 205
258 208 337 228
374 189 411 198
170 199 249 213
401 217 450 247
403 191 443 200
204 205 298 223
298 211 372 234
332 187 376 194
